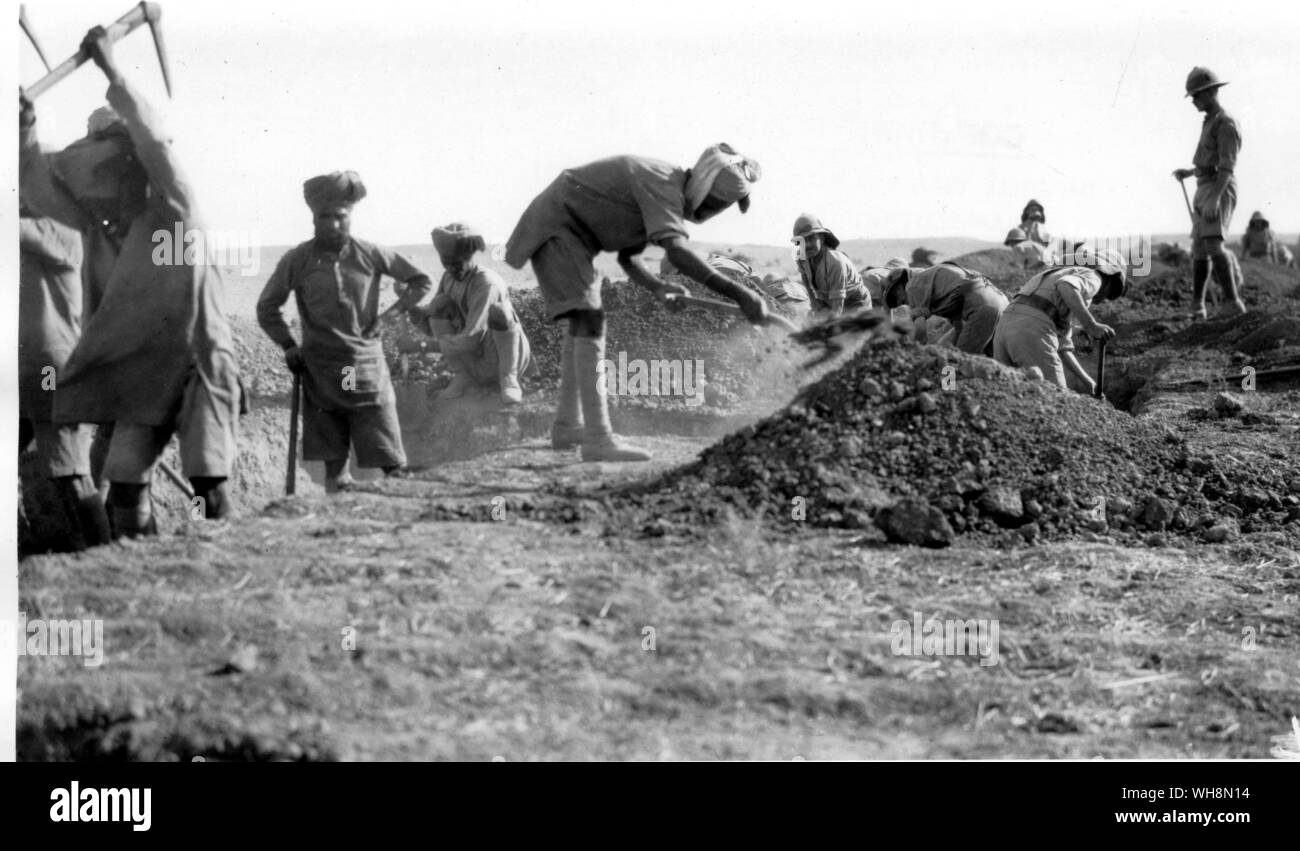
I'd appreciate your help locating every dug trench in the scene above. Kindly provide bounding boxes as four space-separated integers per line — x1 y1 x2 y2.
17 253 1300 760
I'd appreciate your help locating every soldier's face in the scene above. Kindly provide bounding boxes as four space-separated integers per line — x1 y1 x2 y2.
692 191 733 222
804 234 825 256
1191 89 1216 112
314 207 351 250
438 250 472 279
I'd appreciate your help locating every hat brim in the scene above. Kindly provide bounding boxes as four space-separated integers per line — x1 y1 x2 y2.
794 228 839 249
1186 81 1228 97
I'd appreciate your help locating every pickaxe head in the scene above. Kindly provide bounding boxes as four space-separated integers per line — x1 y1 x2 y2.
141 3 172 97
20 4 54 72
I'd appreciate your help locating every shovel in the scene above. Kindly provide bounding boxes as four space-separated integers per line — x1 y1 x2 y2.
664 293 799 333
1094 336 1108 400
285 373 301 495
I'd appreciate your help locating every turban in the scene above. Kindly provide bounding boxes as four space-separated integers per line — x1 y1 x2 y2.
431 222 486 260
685 143 761 219
87 105 122 135
303 171 367 214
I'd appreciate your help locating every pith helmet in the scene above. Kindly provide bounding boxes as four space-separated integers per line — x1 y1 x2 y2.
1004 227 1027 245
1248 210 1269 227
792 214 840 249
1095 248 1128 299
1185 66 1228 97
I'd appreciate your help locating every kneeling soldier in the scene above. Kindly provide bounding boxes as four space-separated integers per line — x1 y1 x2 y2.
992 249 1126 394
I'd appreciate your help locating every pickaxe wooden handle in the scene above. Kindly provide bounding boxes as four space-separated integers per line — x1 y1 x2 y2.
664 294 800 333
21 2 171 101
19 5 53 72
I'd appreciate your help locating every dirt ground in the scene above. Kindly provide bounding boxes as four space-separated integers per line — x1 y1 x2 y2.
16 249 1300 760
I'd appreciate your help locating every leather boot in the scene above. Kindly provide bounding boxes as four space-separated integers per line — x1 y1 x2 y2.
190 476 234 520
573 335 650 462
108 482 157 539
59 474 112 547
1211 252 1246 317
1190 257 1209 320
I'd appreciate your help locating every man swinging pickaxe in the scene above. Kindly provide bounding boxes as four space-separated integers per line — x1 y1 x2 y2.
20 2 171 101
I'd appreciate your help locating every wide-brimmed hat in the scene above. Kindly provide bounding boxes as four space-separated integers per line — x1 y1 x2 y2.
1185 66 1228 97
792 213 839 249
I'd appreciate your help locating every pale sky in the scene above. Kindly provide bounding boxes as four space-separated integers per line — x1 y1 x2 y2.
8 0 1300 249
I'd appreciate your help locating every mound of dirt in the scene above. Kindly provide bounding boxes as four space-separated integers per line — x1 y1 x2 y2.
941 248 1031 294
607 339 1300 545
379 277 805 412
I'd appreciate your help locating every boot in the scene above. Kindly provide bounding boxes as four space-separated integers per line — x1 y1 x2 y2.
432 318 474 400
573 335 650 462
108 482 157 539
1211 252 1246 317
437 355 475 400
57 475 112 548
492 327 525 405
552 335 584 449
190 476 234 520
1190 257 1209 320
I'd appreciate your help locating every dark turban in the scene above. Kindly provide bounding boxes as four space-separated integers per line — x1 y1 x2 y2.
431 222 486 260
303 171 367 214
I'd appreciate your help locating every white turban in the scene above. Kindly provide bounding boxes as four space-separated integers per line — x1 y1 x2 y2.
684 143 761 219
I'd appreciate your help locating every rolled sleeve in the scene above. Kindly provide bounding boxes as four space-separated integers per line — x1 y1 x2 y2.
370 245 431 305
1215 115 1241 173
106 79 198 224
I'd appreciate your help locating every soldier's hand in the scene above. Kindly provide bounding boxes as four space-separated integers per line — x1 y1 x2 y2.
735 288 770 325
1202 198 1221 224
19 94 35 129
656 280 688 312
1172 168 1194 181
284 345 306 374
80 26 118 79
1089 323 1116 342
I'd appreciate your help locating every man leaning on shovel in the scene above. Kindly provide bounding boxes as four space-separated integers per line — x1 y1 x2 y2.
257 172 432 493
1172 66 1246 320
504 143 768 463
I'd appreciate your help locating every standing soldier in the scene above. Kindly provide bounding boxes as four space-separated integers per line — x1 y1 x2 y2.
792 214 871 317
992 249 1127 394
881 262 1009 356
1172 66 1246 319
257 172 433 493
410 222 533 405
18 207 111 548
20 27 243 537
505 143 767 463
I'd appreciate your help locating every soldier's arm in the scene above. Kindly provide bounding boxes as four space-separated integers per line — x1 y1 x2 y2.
372 245 433 309
616 242 678 299
1058 281 1108 338
438 279 494 356
656 237 767 324
257 251 299 350
19 217 83 270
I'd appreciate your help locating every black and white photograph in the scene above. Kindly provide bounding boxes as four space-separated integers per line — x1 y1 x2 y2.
3 0 1299 814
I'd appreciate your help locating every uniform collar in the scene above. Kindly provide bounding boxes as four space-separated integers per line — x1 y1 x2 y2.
312 236 355 260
